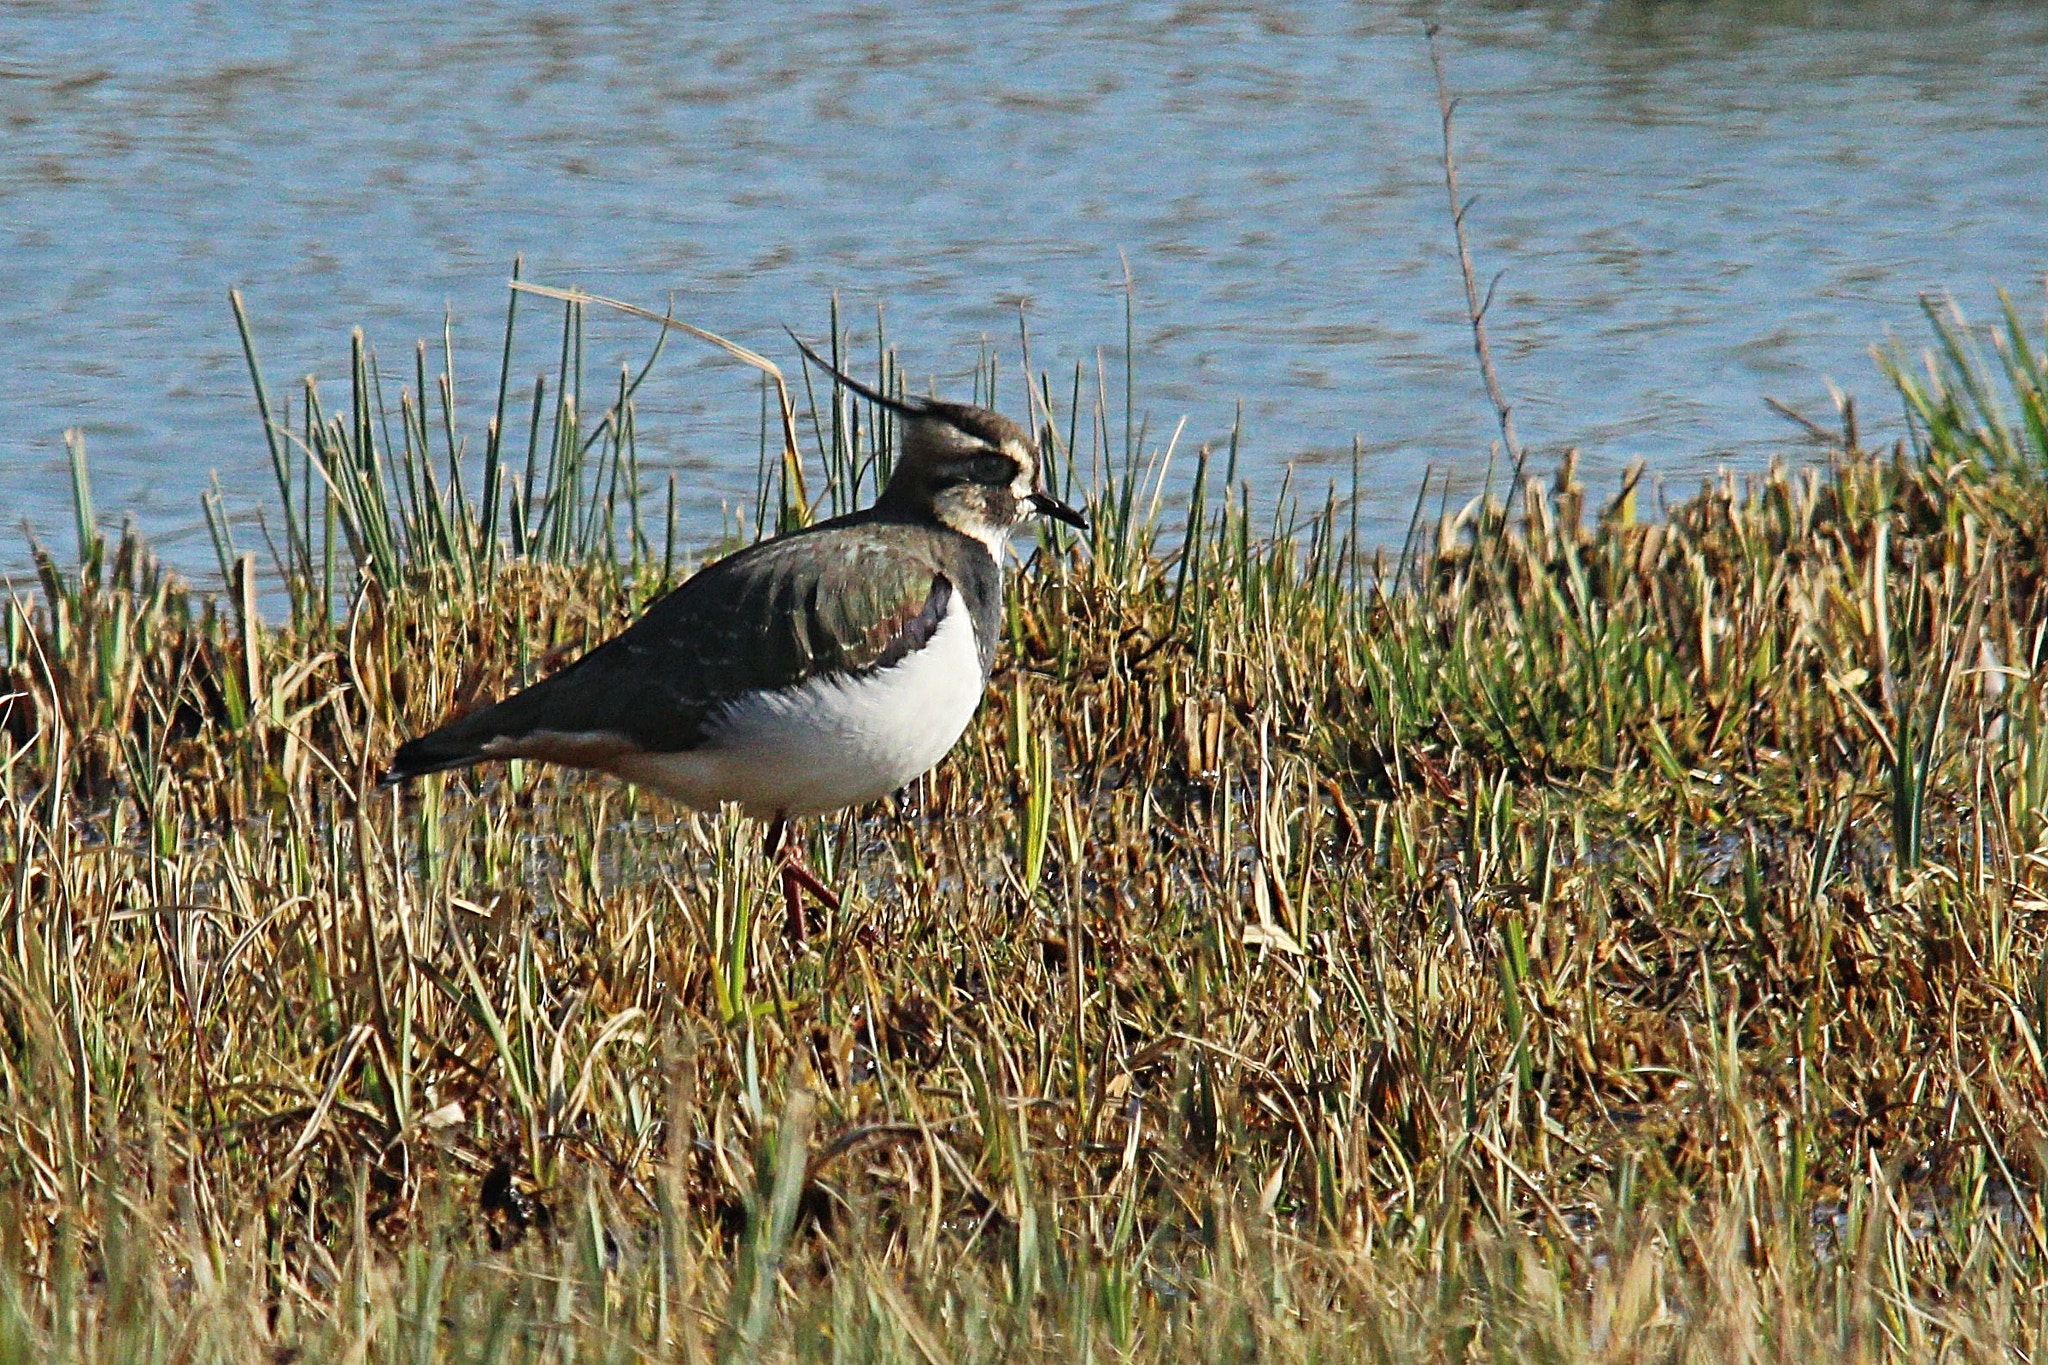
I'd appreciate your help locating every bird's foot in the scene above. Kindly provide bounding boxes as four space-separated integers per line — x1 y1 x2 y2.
765 813 841 944
778 855 842 944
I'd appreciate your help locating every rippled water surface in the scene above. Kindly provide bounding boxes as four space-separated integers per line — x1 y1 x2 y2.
3 0 2046 570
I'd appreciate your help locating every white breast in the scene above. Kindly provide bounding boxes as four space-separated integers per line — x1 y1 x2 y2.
610 593 988 818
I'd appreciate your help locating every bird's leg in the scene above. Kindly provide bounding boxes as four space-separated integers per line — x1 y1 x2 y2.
764 812 841 944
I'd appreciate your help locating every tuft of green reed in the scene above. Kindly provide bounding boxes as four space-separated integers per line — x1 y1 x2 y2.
2 281 2048 1361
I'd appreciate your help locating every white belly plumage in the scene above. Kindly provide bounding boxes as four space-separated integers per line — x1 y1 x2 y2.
608 594 987 817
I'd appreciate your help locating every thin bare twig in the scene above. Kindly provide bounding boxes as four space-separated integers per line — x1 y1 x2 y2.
509 280 810 518
1426 25 1525 474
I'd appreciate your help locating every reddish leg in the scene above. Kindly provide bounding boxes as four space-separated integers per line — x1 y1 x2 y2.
764 813 841 943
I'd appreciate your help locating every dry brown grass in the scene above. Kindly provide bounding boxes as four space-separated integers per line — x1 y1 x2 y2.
1 289 2047 1361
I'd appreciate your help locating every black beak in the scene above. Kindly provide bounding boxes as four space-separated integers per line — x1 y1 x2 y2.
1030 491 1089 531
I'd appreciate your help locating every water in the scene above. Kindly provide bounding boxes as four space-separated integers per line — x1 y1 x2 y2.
3 0 2045 577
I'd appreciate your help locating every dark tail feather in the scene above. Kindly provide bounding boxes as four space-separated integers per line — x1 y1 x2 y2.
379 665 622 788
379 700 526 788
380 729 490 788
379 649 644 790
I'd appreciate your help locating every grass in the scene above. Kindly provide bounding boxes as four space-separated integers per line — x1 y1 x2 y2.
3 278 2048 1361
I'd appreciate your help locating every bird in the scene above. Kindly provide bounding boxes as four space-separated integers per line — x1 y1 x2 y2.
379 337 1088 940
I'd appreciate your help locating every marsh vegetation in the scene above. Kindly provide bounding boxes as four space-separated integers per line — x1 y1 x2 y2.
3 282 2048 1360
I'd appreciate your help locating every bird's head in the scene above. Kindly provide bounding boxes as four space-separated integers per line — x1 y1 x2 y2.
790 335 1088 551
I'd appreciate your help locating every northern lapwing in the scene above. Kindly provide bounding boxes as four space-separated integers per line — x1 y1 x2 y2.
380 338 1088 940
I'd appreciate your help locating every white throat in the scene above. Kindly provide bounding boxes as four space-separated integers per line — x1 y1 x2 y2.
936 504 1016 559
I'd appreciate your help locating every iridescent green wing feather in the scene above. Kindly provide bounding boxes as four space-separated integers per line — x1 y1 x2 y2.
385 522 952 775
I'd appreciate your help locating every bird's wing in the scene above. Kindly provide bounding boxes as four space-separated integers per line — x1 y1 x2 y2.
385 523 953 779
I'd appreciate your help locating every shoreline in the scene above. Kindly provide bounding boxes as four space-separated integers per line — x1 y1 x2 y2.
0 293 2045 1360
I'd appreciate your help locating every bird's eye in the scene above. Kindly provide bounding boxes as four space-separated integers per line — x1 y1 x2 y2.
962 452 1014 485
